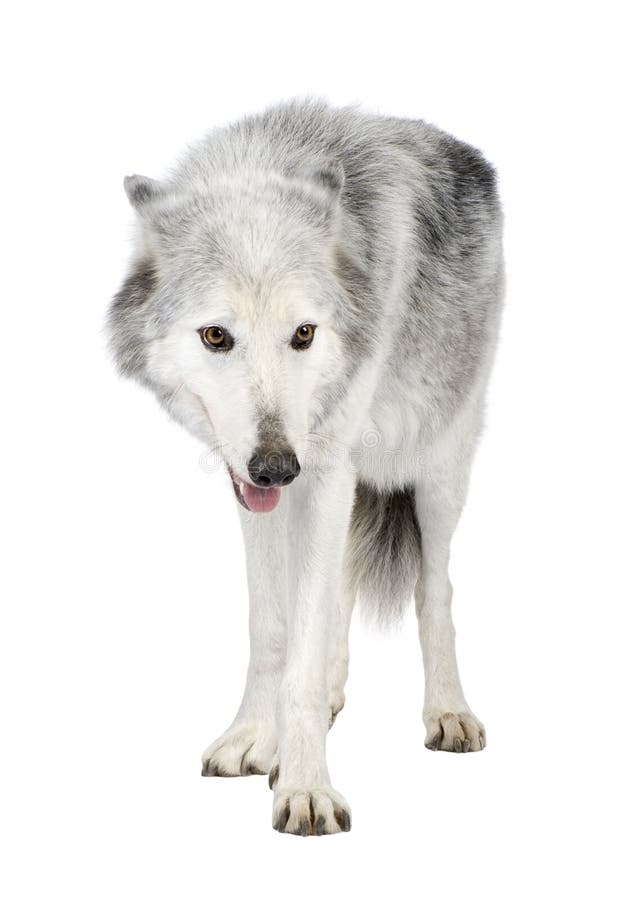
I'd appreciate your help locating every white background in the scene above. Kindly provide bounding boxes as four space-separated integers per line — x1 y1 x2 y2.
2 2 639 897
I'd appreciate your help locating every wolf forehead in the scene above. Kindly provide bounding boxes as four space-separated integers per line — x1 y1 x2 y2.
125 167 360 313
128 163 342 252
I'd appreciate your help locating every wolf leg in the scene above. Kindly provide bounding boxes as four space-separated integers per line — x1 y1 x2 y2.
326 582 356 727
270 470 354 835
414 458 486 753
201 499 288 776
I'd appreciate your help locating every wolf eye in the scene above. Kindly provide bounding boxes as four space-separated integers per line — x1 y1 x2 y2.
291 323 316 350
199 325 234 351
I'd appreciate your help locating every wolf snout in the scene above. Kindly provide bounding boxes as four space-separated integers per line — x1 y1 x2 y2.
248 448 301 487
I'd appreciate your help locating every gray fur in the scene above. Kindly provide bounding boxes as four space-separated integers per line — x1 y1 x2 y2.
108 260 156 382
347 483 422 625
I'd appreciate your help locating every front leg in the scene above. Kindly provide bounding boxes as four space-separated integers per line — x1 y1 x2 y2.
326 582 357 727
201 498 288 776
271 470 354 836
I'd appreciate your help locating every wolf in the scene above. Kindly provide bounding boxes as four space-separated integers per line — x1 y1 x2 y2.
108 99 504 836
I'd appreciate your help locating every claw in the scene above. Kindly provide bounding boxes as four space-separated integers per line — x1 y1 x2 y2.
334 807 351 832
275 802 290 833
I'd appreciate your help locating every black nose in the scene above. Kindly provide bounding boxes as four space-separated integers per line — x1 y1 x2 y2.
248 449 301 488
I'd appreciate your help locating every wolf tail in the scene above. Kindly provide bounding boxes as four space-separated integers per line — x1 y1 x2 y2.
346 482 422 625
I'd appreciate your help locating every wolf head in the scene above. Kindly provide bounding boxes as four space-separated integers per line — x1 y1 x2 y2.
108 161 364 512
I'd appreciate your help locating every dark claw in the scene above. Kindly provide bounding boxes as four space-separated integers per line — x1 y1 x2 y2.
269 765 280 790
335 808 351 832
462 739 471 753
275 803 290 833
296 819 311 836
426 736 441 751
239 747 252 775
315 815 327 836
329 703 344 729
479 733 486 750
203 763 237 777
239 745 264 776
454 737 463 753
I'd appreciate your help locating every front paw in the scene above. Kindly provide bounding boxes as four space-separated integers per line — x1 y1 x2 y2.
424 710 486 752
272 786 351 836
201 720 276 776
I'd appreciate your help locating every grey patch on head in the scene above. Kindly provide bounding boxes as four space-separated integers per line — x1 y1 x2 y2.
251 410 300 477
332 247 381 357
123 174 164 210
346 482 422 626
256 410 289 451
304 159 345 197
107 260 157 381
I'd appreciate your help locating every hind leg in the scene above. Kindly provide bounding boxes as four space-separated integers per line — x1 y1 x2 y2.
414 459 486 753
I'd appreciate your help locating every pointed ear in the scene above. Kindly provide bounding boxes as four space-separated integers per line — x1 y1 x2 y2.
304 160 345 200
123 174 164 211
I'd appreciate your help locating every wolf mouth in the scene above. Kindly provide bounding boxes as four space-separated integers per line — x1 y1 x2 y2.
228 467 282 513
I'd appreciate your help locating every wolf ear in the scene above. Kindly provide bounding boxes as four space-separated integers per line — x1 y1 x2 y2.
123 174 164 212
304 160 345 200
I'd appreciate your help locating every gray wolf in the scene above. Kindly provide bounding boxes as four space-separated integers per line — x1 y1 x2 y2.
108 99 504 836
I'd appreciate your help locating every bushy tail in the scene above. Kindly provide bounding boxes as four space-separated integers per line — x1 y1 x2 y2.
346 482 422 626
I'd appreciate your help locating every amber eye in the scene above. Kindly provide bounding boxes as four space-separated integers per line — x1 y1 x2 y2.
199 325 234 351
291 323 316 350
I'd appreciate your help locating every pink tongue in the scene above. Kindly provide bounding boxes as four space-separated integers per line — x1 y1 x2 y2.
243 483 281 513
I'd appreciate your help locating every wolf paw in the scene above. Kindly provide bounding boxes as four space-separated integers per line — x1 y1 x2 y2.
272 786 351 836
201 721 276 776
424 710 486 753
